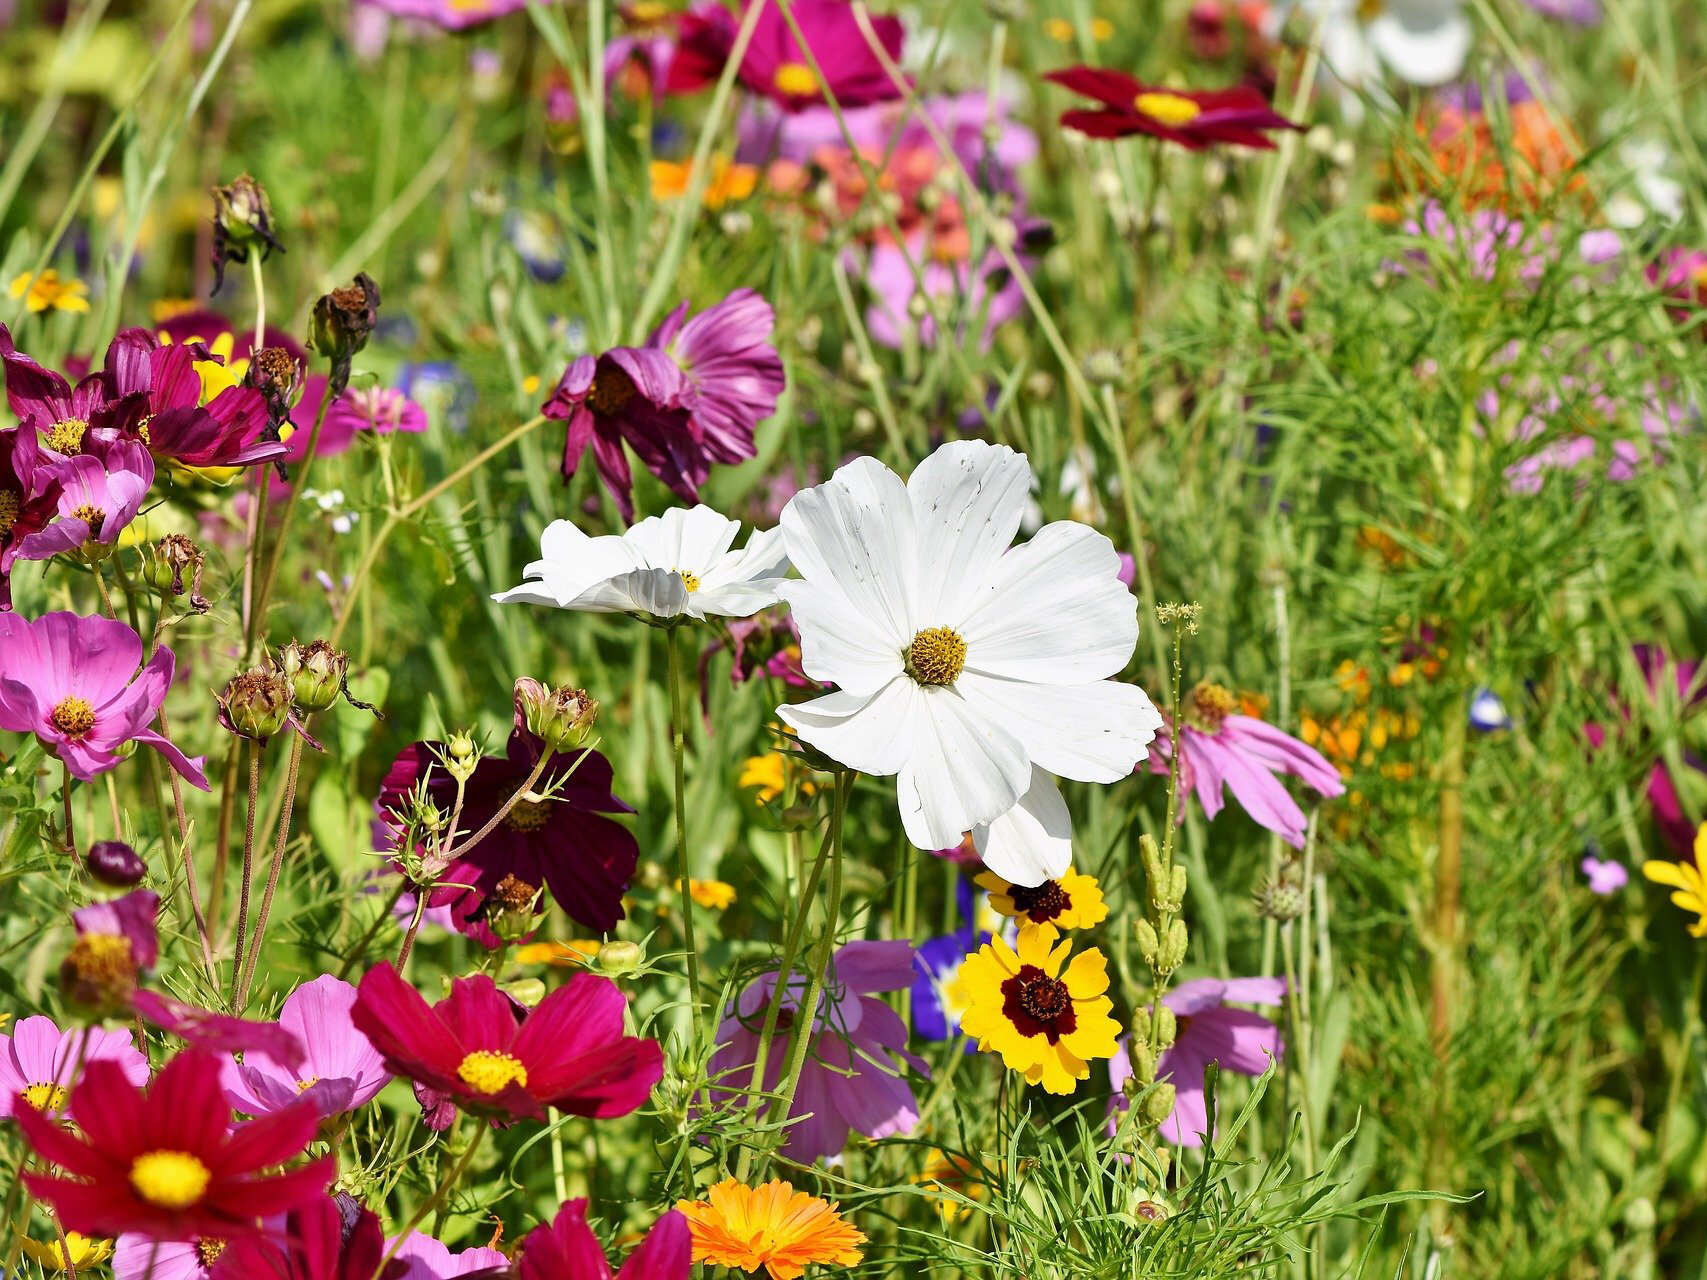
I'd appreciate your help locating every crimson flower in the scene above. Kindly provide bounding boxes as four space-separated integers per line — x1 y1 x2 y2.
1044 67 1300 149
106 332 283 472
673 0 905 113
211 1194 406 1280
351 963 663 1123
0 324 144 459
16 1050 332 1240
516 1199 691 1280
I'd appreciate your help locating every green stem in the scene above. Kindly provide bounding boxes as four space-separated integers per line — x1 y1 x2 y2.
235 729 305 1006
251 375 336 655
665 626 704 1045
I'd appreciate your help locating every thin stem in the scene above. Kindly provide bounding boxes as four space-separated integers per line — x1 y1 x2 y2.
374 1128 486 1278
666 626 704 1045
395 890 429 973
251 375 337 654
232 743 263 1008
336 879 408 981
61 763 82 871
250 251 266 360
236 730 305 1006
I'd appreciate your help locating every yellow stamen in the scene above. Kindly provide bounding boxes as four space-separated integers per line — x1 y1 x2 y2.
906 627 967 686
44 419 88 455
50 696 96 739
1133 92 1202 127
0 491 20 537
129 1151 211 1209
22 1082 69 1112
772 62 819 98
457 1050 529 1095
677 569 701 592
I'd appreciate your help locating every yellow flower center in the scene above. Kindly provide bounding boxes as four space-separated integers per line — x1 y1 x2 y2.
1184 680 1238 733
129 1150 211 1209
66 932 134 981
906 627 967 686
196 1239 228 1266
1357 0 1384 19
457 1050 529 1095
1691 264 1707 289
772 61 819 97
71 503 106 530
51 696 96 739
0 491 19 537
22 1082 69 1112
505 795 551 832
295 1076 321 1093
1133 92 1202 127
677 569 701 592
45 418 88 455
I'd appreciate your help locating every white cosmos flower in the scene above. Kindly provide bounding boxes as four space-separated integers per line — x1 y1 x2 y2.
1273 0 1471 107
776 440 1162 886
493 504 788 621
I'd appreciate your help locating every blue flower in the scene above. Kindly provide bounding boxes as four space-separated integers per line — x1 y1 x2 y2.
911 879 988 1046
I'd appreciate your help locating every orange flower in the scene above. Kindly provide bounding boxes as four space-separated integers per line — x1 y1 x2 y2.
1408 101 1585 212
650 155 758 209
677 1179 865 1279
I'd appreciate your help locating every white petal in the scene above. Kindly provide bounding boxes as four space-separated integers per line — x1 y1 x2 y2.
973 769 1073 886
956 673 1162 783
495 520 646 608
1369 4 1471 86
777 680 921 776
780 456 918 662
958 522 1137 683
690 580 785 620
906 441 1032 625
567 568 688 616
699 525 789 593
895 686 1030 850
776 580 904 695
491 582 563 607
624 505 740 574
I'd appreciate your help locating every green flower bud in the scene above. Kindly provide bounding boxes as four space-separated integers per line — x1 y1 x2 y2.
1134 918 1160 962
500 978 546 1008
1139 1082 1177 1127
594 940 645 976
275 639 349 713
217 666 295 742
1158 919 1189 974
513 677 599 753
1154 1004 1177 1050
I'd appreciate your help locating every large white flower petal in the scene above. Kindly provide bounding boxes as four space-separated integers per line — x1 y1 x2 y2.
625 505 740 574
958 522 1137 683
698 525 789 592
777 680 921 776
780 456 918 658
567 568 689 616
776 580 904 694
956 673 1162 783
1368 2 1471 86
907 440 1032 625
972 769 1073 886
895 687 1030 850
495 520 645 607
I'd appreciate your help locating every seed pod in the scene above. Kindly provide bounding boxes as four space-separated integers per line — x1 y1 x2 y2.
1157 919 1189 974
275 640 349 713
1139 1083 1177 1127
1134 918 1160 962
513 677 599 754
210 175 283 295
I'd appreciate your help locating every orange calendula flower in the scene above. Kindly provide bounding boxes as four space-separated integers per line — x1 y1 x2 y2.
957 925 1120 1095
1643 823 1707 938
9 269 91 314
976 866 1108 934
677 1178 865 1279
650 155 758 209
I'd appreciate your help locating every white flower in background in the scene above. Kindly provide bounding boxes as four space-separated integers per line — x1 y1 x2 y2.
1604 138 1685 228
776 440 1162 886
493 505 788 621
1274 0 1472 109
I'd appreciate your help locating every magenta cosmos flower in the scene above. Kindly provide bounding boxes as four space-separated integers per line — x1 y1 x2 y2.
1045 68 1300 149
0 611 209 787
221 976 392 1119
114 1235 232 1280
0 1015 149 1120
1149 682 1342 848
210 1194 405 1280
646 288 784 471
378 727 639 934
544 348 696 521
0 323 144 459
1108 976 1285 1147
674 0 905 113
351 963 663 1123
286 375 427 463
12 439 154 563
391 1231 507 1279
706 940 925 1163
0 423 59 606
516 1199 690 1280
104 333 281 473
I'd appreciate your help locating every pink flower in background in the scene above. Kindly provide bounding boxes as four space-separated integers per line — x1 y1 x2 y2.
133 992 308 1074
1581 855 1628 894
353 0 531 31
707 940 926 1163
391 1231 508 1279
221 976 392 1119
73 889 162 969
0 612 209 787
0 324 145 459
0 1016 149 1119
1149 682 1343 848
1108 977 1285 1147
646 288 784 469
1586 645 1705 859
286 376 428 463
13 441 154 562
674 0 905 113
113 1236 225 1280
543 348 695 521
0 423 59 607
1648 246 1707 322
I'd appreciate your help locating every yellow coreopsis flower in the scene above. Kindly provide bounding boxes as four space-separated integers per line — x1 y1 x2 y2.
1644 822 1707 938
514 939 601 966
8 269 90 314
975 865 1108 934
957 925 1120 1095
18 1232 113 1271
675 877 737 910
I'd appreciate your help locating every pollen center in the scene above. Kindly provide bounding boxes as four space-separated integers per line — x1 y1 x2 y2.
1015 971 1070 1022
587 364 637 415
51 696 97 739
772 61 819 97
45 418 88 455
1008 878 1071 924
22 1082 69 1112
196 1239 228 1266
676 568 701 592
0 491 19 536
1184 680 1238 733
129 1150 211 1209
295 1076 320 1093
457 1050 529 1095
71 503 106 530
1133 92 1202 127
906 627 967 686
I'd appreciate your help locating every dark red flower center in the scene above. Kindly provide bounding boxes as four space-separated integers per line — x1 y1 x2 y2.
587 364 637 416
505 790 551 831
1007 879 1071 924
1000 964 1076 1043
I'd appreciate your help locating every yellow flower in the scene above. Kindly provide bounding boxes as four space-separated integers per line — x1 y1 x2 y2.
912 1149 984 1222
1043 16 1113 40
975 866 1108 934
514 939 601 966
8 270 90 314
677 1178 865 1280
675 878 737 910
651 155 759 209
739 751 815 804
1644 823 1707 938
18 1233 113 1271
957 925 1120 1095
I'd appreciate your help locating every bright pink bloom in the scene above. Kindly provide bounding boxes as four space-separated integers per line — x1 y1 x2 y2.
646 288 783 469
17 1050 333 1239
13 439 154 561
544 348 695 521
0 611 209 787
706 940 925 1163
114 1235 226 1280
1046 67 1299 149
0 423 58 606
391 1231 508 1279
286 376 428 464
74 888 162 969
105 334 281 472
1648 246 1707 323
351 963 663 1124
133 992 309 1075
1108 976 1285 1146
221 976 391 1118
673 0 905 113
0 324 145 457
0 1015 149 1120
516 1199 691 1280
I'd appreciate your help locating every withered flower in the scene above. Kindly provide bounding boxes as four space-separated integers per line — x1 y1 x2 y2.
309 273 380 396
210 174 284 295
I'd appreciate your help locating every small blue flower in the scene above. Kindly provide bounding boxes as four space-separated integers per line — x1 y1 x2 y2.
1469 688 1511 732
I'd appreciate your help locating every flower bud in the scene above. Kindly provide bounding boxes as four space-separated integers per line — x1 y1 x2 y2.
1081 348 1126 388
501 978 546 1008
1139 1082 1176 1127
217 666 295 742
1125 1040 1157 1086
486 873 540 942
210 175 283 294
145 534 210 613
1133 918 1159 962
513 677 598 753
1157 919 1189 974
275 640 349 713
60 933 138 1017
88 840 146 888
1153 1004 1177 1050
1131 1198 1170 1223
594 940 644 976
309 273 380 396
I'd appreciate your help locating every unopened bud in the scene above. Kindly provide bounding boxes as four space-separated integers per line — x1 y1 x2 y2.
1134 918 1159 962
1125 1040 1157 1086
501 978 546 1008
217 666 295 742
1157 919 1189 974
513 677 598 753
1153 1004 1177 1050
210 174 283 294
1082 348 1125 388
1139 1082 1176 1126
275 640 348 713
88 840 146 888
594 940 644 976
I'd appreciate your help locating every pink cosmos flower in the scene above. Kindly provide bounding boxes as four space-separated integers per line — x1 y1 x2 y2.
645 288 784 470
12 440 154 562
1586 645 1705 859
1648 247 1707 324
74 888 163 969
0 323 146 459
0 1015 149 1120
286 376 428 464
391 1232 508 1279
133 993 310 1076
0 611 209 787
352 0 531 31
673 0 906 113
105 334 281 472
1148 683 1343 848
515 1199 690 1280
114 1236 228 1280
221 976 392 1119
543 348 696 522
0 423 59 608
706 940 926 1163
1108 976 1285 1147
1581 855 1629 894
211 1192 402 1280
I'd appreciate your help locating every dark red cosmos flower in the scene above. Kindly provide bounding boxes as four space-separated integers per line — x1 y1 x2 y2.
516 1199 691 1280
672 0 905 113
1044 67 1300 150
351 963 663 1123
543 348 696 522
212 1194 406 1280
105 331 283 472
378 727 639 934
0 324 145 459
16 1050 332 1240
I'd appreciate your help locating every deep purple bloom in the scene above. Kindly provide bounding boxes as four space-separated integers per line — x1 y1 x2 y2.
910 879 991 1047
543 348 695 521
12 439 154 562
646 288 784 469
0 324 144 459
105 333 282 472
221 976 392 1119
0 423 59 606
0 611 208 786
707 940 926 1163
1108 976 1285 1147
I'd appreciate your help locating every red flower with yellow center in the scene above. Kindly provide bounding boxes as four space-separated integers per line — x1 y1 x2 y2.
1044 66 1300 150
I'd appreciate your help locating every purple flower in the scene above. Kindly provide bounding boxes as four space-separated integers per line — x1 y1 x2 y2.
0 611 209 787
1581 855 1629 895
286 375 428 464
646 288 784 469
114 1237 225 1280
910 879 990 1046
390 1232 509 1279
0 324 144 459
12 439 154 562
352 0 531 31
1586 645 1706 859
707 940 926 1163
1108 976 1285 1147
543 348 696 522
862 243 1029 353
0 423 59 607
221 976 392 1119
1521 0 1600 22
0 1015 149 1120
1150 683 1343 848
106 335 281 472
